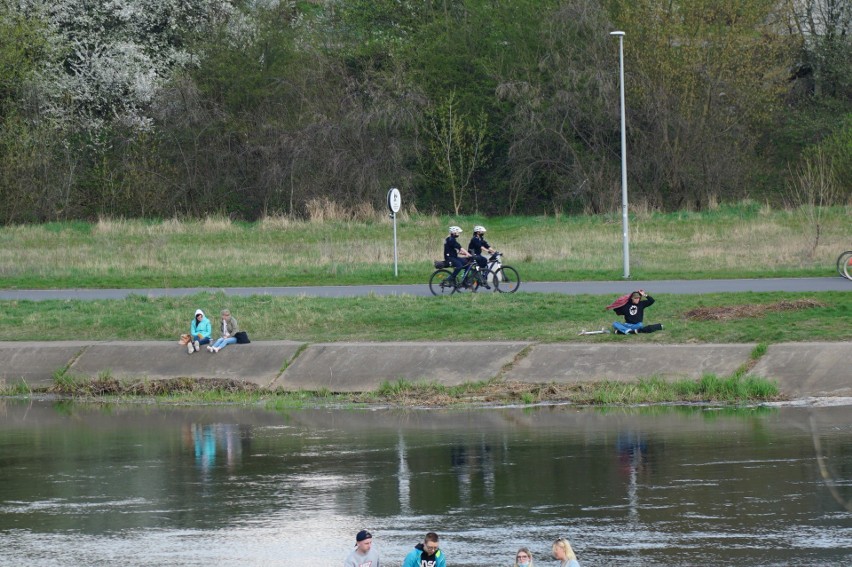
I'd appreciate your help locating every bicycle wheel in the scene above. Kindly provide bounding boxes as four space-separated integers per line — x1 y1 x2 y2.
475 269 497 292
429 269 456 296
455 270 477 293
495 266 521 293
836 251 852 280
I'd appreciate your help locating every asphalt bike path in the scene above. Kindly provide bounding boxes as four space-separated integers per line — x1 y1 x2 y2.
1 277 849 301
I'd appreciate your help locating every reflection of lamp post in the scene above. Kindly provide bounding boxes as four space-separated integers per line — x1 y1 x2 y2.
610 30 630 279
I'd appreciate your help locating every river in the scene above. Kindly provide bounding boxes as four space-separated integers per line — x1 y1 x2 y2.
1 399 850 566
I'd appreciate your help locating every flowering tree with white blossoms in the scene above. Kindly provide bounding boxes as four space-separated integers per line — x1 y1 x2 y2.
13 0 235 133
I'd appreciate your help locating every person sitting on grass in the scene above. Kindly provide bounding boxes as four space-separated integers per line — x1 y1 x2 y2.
609 290 663 335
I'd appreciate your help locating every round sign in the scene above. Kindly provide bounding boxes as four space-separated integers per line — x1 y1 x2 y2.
387 187 401 213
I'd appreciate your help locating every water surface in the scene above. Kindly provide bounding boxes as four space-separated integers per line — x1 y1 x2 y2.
1 400 850 566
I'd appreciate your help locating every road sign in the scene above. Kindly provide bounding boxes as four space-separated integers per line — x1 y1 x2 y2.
387 187 401 213
387 188 401 276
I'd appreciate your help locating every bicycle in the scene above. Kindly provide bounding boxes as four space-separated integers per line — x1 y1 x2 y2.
837 250 852 280
485 252 521 293
429 257 497 296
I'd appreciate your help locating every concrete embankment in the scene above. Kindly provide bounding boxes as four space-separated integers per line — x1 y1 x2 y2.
1 340 849 398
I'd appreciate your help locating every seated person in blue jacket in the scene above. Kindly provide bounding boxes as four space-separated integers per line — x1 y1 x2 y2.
612 290 662 334
188 309 212 354
444 225 472 282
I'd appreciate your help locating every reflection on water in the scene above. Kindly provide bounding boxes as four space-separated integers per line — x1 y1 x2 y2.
188 423 247 474
0 400 850 566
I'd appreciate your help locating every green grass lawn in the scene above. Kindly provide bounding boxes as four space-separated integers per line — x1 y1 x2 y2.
3 290 849 343
1 202 850 288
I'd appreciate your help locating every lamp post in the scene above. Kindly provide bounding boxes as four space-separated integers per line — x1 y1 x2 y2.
610 30 630 279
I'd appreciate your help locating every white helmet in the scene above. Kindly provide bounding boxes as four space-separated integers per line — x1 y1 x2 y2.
449 226 462 235
473 225 486 234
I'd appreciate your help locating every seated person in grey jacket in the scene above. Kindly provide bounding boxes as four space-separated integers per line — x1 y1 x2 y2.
207 309 239 353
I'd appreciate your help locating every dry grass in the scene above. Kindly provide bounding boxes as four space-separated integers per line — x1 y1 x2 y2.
352 380 602 406
48 376 259 396
2 205 851 285
683 299 826 321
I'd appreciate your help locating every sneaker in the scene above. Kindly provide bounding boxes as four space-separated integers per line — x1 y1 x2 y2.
187 341 194 354
212 347 220 353
193 340 200 352
206 345 213 352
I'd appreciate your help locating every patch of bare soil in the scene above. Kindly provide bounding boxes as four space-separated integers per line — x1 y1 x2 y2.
683 299 825 321
356 381 598 407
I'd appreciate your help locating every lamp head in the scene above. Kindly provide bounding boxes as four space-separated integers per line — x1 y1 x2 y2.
610 31 625 36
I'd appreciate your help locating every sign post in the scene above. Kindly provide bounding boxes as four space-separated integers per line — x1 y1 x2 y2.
387 187 401 277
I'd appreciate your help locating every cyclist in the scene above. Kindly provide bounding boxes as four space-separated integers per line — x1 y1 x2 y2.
444 225 471 283
468 225 496 289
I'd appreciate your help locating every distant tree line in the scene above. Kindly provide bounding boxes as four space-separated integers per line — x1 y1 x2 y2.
0 0 849 223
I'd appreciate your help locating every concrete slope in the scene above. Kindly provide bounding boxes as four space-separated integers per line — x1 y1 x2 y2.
508 343 755 383
1 340 850 398
276 341 532 392
0 341 305 388
0 341 91 386
747 342 852 397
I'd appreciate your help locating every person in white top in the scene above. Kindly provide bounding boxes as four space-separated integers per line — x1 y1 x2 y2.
343 529 380 567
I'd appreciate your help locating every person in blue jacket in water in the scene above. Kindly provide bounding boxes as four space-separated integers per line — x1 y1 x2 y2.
402 532 446 567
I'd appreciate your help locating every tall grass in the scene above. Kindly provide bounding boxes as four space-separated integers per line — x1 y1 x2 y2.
0 374 780 405
589 375 780 404
1 203 850 288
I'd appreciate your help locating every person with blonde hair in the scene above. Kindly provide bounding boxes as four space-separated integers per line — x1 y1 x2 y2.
513 546 534 567
551 538 580 567
207 309 239 353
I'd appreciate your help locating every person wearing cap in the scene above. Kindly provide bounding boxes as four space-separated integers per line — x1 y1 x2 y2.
611 290 662 335
444 225 471 282
344 529 380 567
467 225 496 289
402 532 445 567
187 309 212 354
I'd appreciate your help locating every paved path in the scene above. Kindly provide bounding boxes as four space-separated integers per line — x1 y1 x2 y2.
1 277 849 300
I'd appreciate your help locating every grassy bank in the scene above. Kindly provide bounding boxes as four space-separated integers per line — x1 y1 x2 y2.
1 203 850 288
2 291 849 343
2 374 783 407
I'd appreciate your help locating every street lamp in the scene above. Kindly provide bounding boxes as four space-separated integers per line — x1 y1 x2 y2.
610 30 630 279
